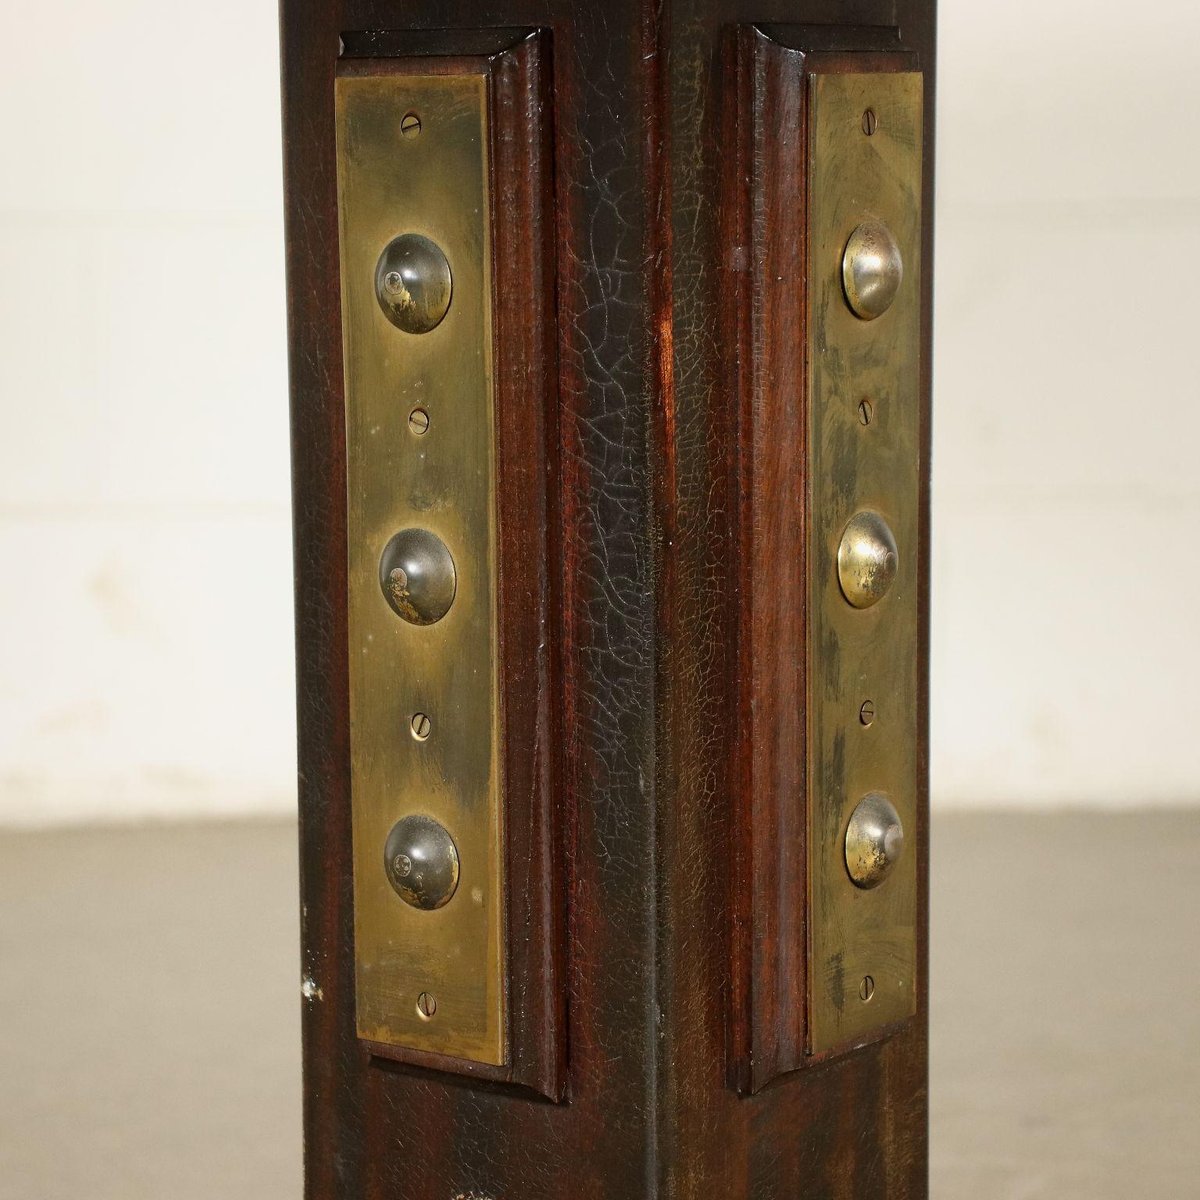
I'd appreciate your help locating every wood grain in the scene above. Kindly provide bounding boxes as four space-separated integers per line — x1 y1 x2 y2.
725 25 923 1095
282 3 935 1196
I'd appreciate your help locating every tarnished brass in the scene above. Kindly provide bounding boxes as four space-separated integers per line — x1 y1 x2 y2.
845 793 905 889
384 814 461 910
375 233 453 333
378 527 457 625
807 71 922 1054
841 219 904 320
337 70 506 1066
837 509 899 609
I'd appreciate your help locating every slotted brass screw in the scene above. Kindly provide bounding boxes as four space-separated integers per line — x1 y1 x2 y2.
858 398 874 426
417 992 437 1019
862 108 878 136
860 975 875 1002
408 407 430 435
859 699 876 726
401 112 422 138
411 712 432 741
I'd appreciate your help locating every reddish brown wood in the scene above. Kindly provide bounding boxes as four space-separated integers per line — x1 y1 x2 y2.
725 25 813 1094
489 30 568 1100
282 3 935 1196
661 11 933 1193
725 26 922 1095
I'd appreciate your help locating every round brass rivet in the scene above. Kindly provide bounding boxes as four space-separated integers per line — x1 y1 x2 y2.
842 219 903 320
845 793 904 889
416 992 437 1019
384 814 460 910
837 510 898 609
379 528 456 625
375 234 452 334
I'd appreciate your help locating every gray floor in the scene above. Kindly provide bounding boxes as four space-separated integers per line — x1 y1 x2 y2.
0 813 1196 1199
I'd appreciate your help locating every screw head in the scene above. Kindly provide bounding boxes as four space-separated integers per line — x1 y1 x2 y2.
845 793 905 889
384 814 460 910
862 108 878 136
379 528 456 625
857 398 874 426
400 111 422 138
837 510 899 609
859 975 876 1002
375 234 452 334
416 992 437 1019
408 407 430 435
410 712 431 741
842 219 903 320
859 699 876 726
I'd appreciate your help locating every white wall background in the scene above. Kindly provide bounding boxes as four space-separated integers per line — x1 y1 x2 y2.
0 1 1196 824
931 0 1200 806
0 0 293 823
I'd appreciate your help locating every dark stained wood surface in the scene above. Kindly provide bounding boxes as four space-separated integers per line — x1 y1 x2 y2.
488 30 569 1102
724 24 814 1095
281 1 934 1195
725 26 922 1096
661 8 934 1194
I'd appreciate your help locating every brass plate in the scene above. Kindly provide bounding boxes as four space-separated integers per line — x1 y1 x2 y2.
336 70 506 1065
807 71 923 1053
